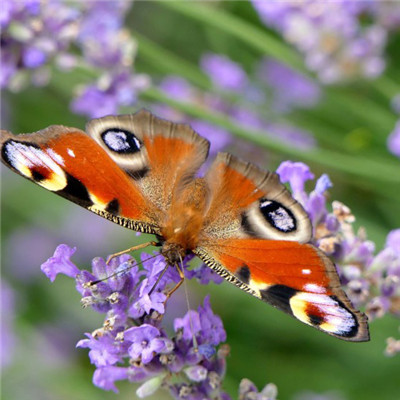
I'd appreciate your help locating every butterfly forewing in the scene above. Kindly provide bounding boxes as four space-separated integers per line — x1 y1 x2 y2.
0 125 160 234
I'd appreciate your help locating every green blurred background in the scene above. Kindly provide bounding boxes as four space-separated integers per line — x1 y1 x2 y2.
1 2 400 400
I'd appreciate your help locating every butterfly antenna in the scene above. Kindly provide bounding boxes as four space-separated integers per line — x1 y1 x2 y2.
148 262 171 296
86 253 160 287
179 254 198 351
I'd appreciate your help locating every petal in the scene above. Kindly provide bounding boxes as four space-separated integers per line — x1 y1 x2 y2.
40 244 79 282
93 366 129 393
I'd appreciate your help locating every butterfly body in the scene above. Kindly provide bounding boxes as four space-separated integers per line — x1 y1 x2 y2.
1 109 369 341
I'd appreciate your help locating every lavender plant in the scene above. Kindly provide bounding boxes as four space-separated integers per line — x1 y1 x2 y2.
40 161 400 398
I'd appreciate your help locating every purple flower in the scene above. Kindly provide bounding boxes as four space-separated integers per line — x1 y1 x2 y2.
257 58 321 112
387 120 400 158
1 280 16 368
124 324 168 364
190 120 231 155
93 366 129 393
41 244 79 282
252 1 390 83
239 378 278 400
71 84 118 118
71 71 148 118
386 229 400 255
159 75 194 101
200 53 248 92
77 333 126 367
276 161 315 201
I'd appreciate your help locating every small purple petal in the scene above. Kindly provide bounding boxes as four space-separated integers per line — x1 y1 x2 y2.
174 310 201 341
41 244 79 282
93 366 129 393
77 333 123 367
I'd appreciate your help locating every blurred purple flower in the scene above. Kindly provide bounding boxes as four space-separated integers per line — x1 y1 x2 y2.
239 378 278 400
71 70 149 118
1 0 80 90
201 53 248 92
257 58 321 112
1 280 17 368
387 120 400 158
251 1 392 83
190 120 232 155
1 0 148 117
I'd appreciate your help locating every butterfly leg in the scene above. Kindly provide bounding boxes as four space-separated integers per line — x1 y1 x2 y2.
106 241 158 264
164 262 185 301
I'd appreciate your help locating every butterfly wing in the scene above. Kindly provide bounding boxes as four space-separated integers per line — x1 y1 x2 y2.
85 110 210 212
195 153 369 341
0 110 210 234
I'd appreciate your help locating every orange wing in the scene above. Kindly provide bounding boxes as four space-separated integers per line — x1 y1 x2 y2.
1 126 160 233
196 153 369 341
1 110 210 234
195 238 369 341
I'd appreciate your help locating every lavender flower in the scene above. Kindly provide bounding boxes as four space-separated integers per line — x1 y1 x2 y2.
1 0 80 90
1 280 17 368
239 378 278 400
43 245 230 398
200 53 248 92
257 58 321 112
1 0 148 117
387 120 400 158
251 1 394 83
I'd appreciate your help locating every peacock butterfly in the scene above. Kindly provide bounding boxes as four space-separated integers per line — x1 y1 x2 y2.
0 109 369 341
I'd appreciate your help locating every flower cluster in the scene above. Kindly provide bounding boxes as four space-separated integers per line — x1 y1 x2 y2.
41 244 230 398
1 0 148 117
278 161 400 355
252 1 400 83
155 53 317 156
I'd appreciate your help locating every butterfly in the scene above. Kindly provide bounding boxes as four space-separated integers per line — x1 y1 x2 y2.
0 109 369 341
